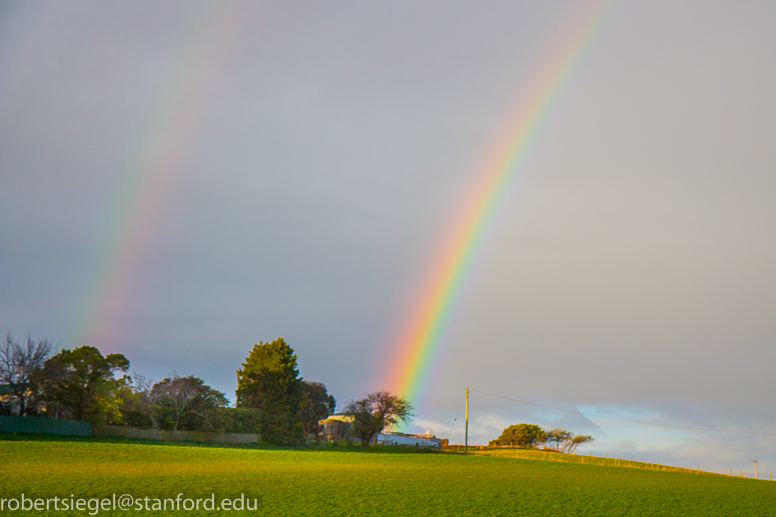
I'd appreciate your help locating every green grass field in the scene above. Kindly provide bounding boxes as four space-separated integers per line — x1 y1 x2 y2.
2 435 775 516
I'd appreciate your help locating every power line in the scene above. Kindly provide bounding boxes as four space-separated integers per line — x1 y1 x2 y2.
450 410 460 431
469 388 776 437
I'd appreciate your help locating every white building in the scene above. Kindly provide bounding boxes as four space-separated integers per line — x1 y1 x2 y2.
376 431 442 448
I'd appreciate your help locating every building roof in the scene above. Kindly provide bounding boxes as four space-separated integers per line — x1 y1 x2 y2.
383 431 437 439
320 413 354 424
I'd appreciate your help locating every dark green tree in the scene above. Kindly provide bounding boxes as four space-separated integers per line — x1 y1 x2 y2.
301 380 336 439
235 338 304 444
214 407 263 434
149 374 228 431
489 423 546 448
38 346 130 423
343 391 413 447
117 385 153 429
117 374 155 429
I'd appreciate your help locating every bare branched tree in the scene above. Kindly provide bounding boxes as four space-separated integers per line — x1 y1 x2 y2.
132 373 154 394
149 373 199 431
0 332 54 415
129 373 159 428
545 428 573 452
344 391 414 447
149 373 227 431
568 434 594 453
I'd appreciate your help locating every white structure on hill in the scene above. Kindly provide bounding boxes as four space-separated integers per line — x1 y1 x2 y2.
318 414 444 447
376 431 441 448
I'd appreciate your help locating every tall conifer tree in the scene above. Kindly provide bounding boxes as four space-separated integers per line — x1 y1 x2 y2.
236 338 304 443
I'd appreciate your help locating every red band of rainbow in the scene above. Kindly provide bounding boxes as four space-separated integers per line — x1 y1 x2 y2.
386 0 619 407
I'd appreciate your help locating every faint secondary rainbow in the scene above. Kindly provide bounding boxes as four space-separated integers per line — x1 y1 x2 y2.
70 4 248 351
386 0 618 405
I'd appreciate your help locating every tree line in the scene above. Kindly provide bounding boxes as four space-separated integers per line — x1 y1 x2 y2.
489 423 593 453
1 333 412 446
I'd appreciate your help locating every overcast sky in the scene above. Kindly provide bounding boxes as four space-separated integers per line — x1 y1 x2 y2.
2 0 776 472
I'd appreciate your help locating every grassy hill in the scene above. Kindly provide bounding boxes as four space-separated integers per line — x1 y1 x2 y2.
2 436 775 516
475 447 729 476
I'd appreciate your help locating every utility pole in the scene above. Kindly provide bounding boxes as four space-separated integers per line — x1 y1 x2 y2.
465 387 469 455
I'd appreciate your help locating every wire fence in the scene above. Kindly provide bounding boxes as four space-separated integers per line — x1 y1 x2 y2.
442 445 773 480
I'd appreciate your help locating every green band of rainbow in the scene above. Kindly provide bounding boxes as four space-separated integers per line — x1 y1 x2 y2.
387 0 618 406
68 4 247 350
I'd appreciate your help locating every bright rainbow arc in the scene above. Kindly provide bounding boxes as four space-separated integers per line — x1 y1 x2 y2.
387 0 618 406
